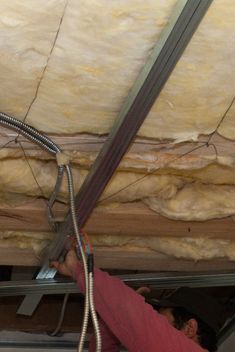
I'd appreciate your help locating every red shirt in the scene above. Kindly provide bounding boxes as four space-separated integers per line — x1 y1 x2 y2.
74 265 208 352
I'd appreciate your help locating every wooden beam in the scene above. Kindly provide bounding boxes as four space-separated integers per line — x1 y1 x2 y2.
94 248 235 272
0 200 66 231
86 203 235 240
1 246 235 272
1 201 235 240
0 131 234 172
0 128 234 154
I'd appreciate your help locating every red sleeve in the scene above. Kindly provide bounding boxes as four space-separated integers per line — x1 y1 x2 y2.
89 319 120 352
74 265 207 352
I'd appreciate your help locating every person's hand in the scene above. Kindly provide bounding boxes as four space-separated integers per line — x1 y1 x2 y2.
51 249 79 277
136 286 151 296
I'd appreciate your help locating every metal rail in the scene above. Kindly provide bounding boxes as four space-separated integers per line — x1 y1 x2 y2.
1 271 235 296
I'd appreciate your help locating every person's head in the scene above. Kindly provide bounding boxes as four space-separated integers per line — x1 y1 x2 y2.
159 306 217 351
148 287 226 352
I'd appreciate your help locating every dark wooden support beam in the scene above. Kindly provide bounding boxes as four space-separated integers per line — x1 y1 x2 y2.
2 201 235 241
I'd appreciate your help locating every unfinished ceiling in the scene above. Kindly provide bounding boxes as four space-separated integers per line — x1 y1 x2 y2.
0 0 235 269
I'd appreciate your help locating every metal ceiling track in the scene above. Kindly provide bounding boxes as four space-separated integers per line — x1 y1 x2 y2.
18 0 213 315
1 271 235 296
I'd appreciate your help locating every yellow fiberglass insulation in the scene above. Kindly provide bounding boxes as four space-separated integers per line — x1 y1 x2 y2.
0 0 235 263
2 231 235 263
0 0 234 140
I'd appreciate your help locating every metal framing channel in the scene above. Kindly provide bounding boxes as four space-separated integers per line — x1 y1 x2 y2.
1 271 235 296
0 335 91 350
0 339 79 350
18 0 213 315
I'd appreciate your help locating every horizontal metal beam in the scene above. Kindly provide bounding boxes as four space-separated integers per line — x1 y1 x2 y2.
0 339 78 350
1 271 235 296
122 271 235 289
0 279 79 296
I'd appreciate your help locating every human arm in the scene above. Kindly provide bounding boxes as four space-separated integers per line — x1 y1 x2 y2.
89 288 149 351
53 250 206 352
77 266 206 351
89 318 120 352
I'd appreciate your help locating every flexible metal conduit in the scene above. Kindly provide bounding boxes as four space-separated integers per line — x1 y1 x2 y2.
66 164 101 352
0 112 101 352
0 112 60 153
0 112 65 230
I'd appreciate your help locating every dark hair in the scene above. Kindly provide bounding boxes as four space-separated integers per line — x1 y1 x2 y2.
171 307 217 352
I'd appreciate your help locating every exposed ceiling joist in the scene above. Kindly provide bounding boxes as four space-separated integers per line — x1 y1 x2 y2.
2 201 235 240
2 247 235 272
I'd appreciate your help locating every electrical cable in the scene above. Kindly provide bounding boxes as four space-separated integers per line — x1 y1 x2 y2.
0 112 61 153
49 293 70 337
88 254 101 351
0 112 66 228
0 112 101 352
65 164 102 351
89 273 101 350
65 164 90 352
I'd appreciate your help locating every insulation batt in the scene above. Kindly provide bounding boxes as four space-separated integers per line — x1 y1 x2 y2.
1 151 235 260
0 1 235 262
0 231 53 254
1 231 235 262
1 158 235 220
142 0 235 141
144 183 235 221
0 0 234 140
91 235 235 262
0 0 177 134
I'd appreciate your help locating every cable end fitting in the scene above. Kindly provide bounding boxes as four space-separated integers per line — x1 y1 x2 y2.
88 253 94 274
56 151 72 166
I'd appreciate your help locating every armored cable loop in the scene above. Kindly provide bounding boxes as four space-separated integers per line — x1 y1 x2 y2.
0 113 99 351
89 270 102 351
0 112 65 228
0 112 60 153
66 165 101 352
